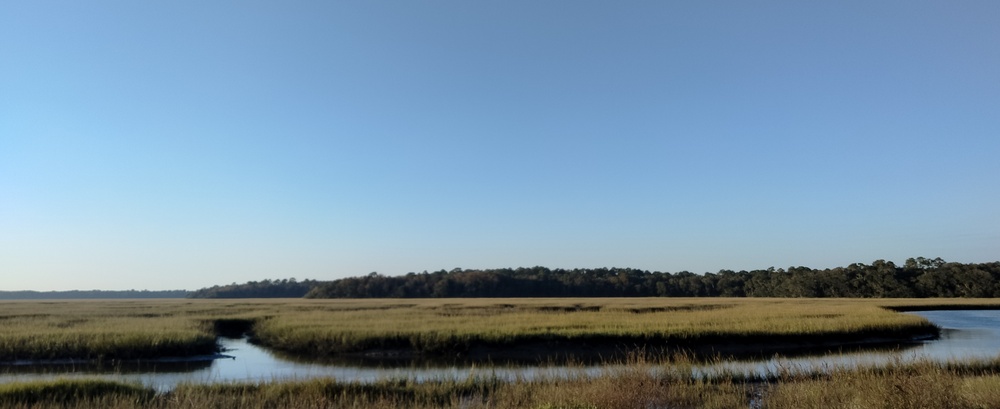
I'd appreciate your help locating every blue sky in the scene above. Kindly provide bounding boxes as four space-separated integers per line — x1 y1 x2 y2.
2 1 998 291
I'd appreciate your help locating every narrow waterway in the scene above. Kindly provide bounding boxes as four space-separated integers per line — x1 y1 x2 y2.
3 310 999 391
710 310 1000 377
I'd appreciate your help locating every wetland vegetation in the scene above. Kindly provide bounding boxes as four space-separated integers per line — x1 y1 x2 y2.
6 298 1000 407
0 298 974 363
8 356 1000 408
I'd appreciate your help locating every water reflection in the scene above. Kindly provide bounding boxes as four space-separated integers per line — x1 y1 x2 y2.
2 310 999 391
905 310 1000 360
699 310 1000 378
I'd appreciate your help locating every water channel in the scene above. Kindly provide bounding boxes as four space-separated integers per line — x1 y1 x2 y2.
3 310 1000 391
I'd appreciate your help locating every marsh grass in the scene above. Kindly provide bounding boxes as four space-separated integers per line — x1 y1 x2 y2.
249 298 941 359
7 356 1000 408
0 379 153 407
0 301 219 361
2 297 997 362
758 358 1000 409
7 298 1000 407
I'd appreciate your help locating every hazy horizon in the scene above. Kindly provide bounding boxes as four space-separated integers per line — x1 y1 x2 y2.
3 2 998 292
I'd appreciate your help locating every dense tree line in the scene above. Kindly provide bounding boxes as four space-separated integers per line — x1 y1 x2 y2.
0 290 189 300
188 278 322 298
305 258 1000 299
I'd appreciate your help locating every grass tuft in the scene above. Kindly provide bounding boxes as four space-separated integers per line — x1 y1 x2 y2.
0 379 154 406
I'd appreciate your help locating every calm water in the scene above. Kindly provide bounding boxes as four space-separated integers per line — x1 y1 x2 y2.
3 310 1000 391
711 310 1000 377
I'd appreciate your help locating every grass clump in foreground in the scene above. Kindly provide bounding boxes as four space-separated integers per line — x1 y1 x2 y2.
0 379 153 407
8 357 1000 408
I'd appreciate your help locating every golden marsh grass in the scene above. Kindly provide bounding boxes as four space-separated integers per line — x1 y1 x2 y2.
249 298 942 358
6 357 1000 408
5 298 1000 408
2 297 986 361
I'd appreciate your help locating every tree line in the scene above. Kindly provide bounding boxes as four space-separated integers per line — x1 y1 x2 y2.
187 278 321 298
303 258 1000 299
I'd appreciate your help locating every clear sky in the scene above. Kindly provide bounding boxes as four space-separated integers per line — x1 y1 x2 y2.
2 1 998 291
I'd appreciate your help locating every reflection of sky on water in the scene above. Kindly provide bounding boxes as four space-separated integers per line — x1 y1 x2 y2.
3 310 1000 391
909 310 1000 360
704 310 1000 378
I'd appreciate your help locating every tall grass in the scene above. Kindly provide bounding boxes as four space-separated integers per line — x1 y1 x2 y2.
0 379 153 407
6 356 1000 408
760 358 1000 409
